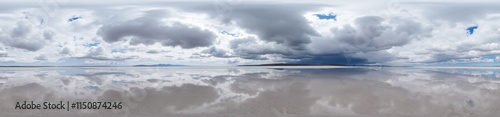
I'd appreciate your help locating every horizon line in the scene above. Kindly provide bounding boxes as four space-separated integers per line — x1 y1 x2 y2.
0 65 500 68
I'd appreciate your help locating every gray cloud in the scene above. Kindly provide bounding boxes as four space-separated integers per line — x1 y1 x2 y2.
0 1 498 65
189 53 211 59
228 37 296 60
43 30 55 40
60 47 72 55
300 15 429 64
227 59 239 64
171 3 431 64
35 55 48 61
74 47 138 61
96 10 216 49
146 50 169 54
146 50 160 54
187 3 322 50
408 2 500 24
0 21 49 51
219 15 428 64
201 46 232 58
0 51 7 57
334 16 427 52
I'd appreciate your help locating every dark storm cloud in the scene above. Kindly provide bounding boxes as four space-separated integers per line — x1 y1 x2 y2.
170 1 428 64
96 10 216 49
185 3 322 49
220 15 425 64
299 15 428 64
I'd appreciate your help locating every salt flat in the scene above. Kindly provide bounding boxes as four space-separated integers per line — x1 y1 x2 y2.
0 67 499 117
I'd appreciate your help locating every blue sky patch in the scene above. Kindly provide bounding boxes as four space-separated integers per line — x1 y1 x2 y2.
83 42 100 47
434 55 499 66
466 25 478 35
314 13 337 21
83 85 99 90
112 80 128 84
39 18 44 26
221 31 239 37
111 49 126 53
68 16 82 22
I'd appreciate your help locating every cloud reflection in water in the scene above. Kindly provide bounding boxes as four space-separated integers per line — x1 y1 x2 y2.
0 67 499 117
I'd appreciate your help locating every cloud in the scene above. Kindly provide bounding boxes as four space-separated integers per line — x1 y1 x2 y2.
146 50 160 54
201 46 232 58
0 1 499 65
60 47 72 55
410 2 500 24
229 37 293 60
227 59 239 64
171 2 436 65
0 49 7 57
74 47 138 61
35 55 48 61
189 53 211 59
188 3 321 49
146 50 169 54
300 15 430 64
0 21 50 51
96 10 216 49
42 30 55 40
215 15 428 64
339 16 426 51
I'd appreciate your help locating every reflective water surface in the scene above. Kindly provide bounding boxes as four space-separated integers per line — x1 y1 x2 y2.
1 66 500 117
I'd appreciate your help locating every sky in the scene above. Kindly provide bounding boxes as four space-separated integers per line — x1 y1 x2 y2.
0 0 499 66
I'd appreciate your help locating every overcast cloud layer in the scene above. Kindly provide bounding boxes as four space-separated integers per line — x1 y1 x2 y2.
0 0 499 66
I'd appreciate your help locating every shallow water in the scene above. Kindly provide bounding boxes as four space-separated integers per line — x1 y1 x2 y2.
1 66 500 117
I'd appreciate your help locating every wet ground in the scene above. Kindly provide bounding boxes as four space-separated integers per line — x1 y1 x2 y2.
1 66 499 117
